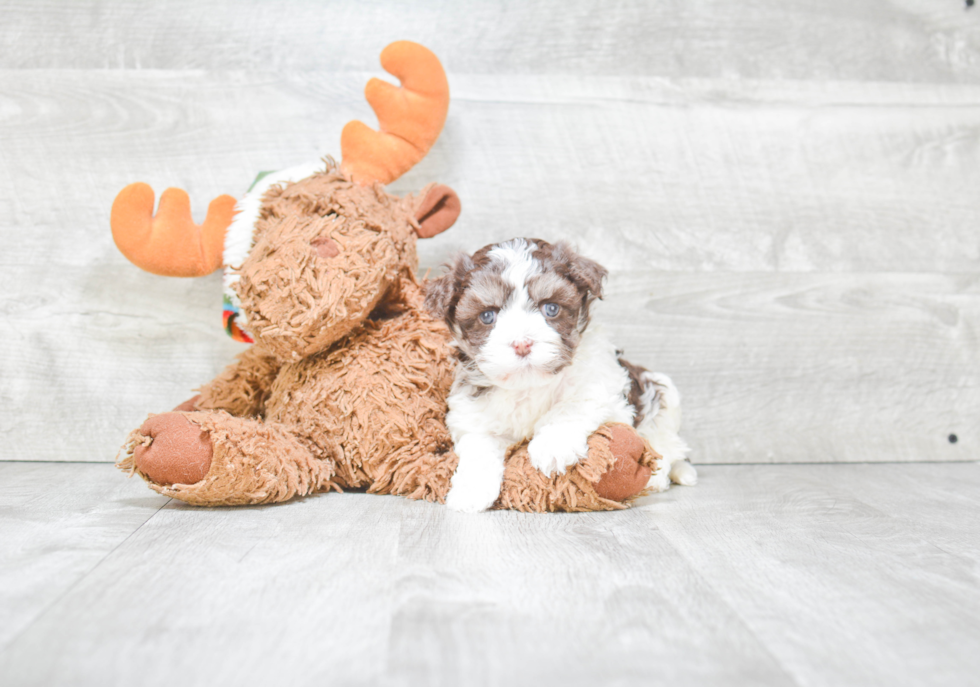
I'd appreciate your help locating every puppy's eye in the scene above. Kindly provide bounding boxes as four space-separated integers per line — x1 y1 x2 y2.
479 310 497 325
542 303 560 318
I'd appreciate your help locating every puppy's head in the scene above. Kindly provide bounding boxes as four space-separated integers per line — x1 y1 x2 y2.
425 238 607 389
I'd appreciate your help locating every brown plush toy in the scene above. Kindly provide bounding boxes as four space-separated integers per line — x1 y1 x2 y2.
112 41 660 511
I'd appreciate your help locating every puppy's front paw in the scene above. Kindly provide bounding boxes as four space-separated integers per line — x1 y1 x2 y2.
445 440 505 513
528 425 590 476
445 471 501 513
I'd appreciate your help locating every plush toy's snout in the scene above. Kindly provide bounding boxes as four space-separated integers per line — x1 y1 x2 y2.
312 237 340 258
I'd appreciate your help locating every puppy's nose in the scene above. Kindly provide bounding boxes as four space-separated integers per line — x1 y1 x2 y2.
512 340 533 358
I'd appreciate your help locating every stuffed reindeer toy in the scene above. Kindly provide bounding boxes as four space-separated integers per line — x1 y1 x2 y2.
111 41 659 511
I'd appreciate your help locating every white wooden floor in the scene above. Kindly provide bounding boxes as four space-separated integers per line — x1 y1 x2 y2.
1 461 978 687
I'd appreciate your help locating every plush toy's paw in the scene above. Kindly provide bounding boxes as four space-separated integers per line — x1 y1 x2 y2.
594 425 652 501
528 424 590 476
172 394 201 412
133 413 213 486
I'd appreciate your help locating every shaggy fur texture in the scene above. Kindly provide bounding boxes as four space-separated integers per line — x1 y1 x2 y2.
498 424 661 512
117 164 658 511
425 238 697 512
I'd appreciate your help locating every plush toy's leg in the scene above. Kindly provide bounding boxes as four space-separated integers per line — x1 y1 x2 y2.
496 423 659 512
175 346 281 418
117 411 340 506
361 429 458 504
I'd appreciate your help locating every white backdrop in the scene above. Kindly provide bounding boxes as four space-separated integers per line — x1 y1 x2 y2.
2 0 978 463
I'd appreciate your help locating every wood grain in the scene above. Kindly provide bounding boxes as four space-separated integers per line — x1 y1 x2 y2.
1 0 978 84
2 269 975 464
3 3 979 684
2 5 979 466
1 462 978 686
2 71 979 273
0 462 169 651
646 463 980 687
0 265 246 462
602 271 979 464
385 500 793 686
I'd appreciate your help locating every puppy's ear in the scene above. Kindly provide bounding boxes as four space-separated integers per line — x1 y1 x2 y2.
423 273 455 320
570 254 608 300
554 241 608 300
424 252 473 321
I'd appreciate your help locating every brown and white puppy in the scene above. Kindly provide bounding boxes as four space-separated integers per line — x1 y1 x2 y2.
425 238 696 512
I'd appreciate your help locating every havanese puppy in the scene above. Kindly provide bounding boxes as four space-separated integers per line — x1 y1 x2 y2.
424 238 697 512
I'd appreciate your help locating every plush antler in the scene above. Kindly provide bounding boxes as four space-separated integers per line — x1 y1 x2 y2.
341 41 450 185
110 183 237 277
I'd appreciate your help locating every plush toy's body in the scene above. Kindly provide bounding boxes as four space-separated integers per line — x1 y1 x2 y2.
122 169 462 506
113 42 660 512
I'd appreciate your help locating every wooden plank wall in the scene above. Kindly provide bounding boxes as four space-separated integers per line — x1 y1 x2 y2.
1 0 978 463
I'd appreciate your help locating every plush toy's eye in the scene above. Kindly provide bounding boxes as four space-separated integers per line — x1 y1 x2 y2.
542 303 560 318
479 310 497 325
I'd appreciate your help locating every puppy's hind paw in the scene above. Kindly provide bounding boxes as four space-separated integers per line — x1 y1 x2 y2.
669 459 698 486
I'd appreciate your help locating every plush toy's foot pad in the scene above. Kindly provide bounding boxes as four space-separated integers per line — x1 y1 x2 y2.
133 413 213 486
593 424 652 501
172 394 201 413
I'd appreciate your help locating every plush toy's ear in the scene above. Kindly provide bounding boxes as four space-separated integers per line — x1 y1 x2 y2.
415 184 461 238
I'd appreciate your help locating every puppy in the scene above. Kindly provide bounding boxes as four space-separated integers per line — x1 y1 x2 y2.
424 238 697 512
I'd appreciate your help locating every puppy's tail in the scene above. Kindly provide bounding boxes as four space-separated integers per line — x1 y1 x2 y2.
635 371 698 488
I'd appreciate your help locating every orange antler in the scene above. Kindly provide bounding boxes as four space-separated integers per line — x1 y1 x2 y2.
341 41 450 185
110 183 237 277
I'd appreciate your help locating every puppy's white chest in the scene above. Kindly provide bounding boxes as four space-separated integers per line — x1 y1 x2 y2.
446 374 565 444
478 381 564 442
